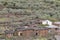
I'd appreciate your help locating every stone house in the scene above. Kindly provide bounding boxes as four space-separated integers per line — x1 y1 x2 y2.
4 30 14 38
14 27 48 37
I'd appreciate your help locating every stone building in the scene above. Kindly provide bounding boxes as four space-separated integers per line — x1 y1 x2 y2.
14 27 48 38
4 30 14 38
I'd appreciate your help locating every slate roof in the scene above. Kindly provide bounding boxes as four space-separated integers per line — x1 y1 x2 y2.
46 25 58 28
15 26 48 31
4 30 14 34
33 27 48 30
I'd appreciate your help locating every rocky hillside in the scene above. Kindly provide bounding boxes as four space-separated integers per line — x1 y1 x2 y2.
0 0 59 29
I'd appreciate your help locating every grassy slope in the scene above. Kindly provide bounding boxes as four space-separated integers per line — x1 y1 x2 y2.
0 0 60 21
